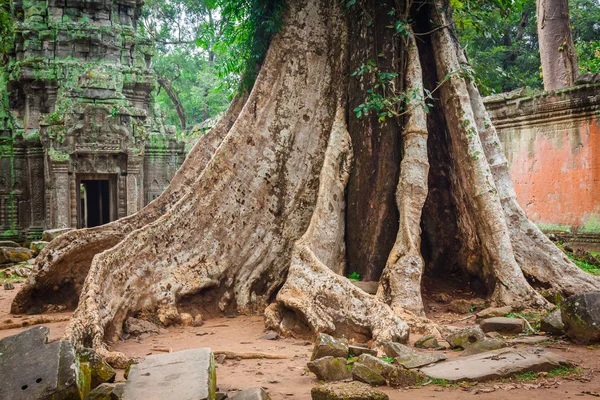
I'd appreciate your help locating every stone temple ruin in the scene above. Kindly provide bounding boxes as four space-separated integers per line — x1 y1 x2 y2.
0 0 184 241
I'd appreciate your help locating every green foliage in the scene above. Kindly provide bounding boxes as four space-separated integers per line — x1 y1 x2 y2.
380 356 394 363
566 252 600 275
139 0 285 130
0 0 13 62
454 0 600 95
347 271 361 281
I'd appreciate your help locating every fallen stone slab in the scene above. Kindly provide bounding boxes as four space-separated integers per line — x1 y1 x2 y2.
540 309 565 336
0 246 33 265
307 356 352 382
383 341 446 369
562 292 600 344
89 383 123 400
312 333 349 360
229 387 271 400
420 348 571 382
41 228 73 242
0 326 80 400
311 382 389 400
480 317 525 334
122 348 216 400
0 240 20 247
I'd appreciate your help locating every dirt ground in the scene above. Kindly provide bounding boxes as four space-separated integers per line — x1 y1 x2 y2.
1 282 600 400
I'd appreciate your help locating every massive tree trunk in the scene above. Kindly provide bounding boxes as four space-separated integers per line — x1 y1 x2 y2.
537 0 578 90
13 0 600 366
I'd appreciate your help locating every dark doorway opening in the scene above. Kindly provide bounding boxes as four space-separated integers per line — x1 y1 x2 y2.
77 175 117 228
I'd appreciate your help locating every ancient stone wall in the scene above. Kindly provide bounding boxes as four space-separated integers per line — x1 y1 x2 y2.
0 0 184 240
485 83 600 243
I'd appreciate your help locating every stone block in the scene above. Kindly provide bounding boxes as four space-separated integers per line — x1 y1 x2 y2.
122 348 216 400
540 309 565 335
351 363 386 386
562 292 600 344
0 246 33 264
29 241 49 255
311 382 388 400
311 333 349 360
0 326 80 400
348 344 377 357
479 317 525 334
414 334 440 349
383 341 445 369
307 356 352 382
420 348 571 382
446 326 505 355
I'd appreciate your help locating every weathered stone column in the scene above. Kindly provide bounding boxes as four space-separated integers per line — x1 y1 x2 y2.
126 157 144 215
50 161 71 229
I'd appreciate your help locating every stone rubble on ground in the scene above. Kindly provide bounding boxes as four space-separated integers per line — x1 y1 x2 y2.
383 341 446 369
349 344 378 357
479 317 525 334
307 356 352 381
3 282 14 290
311 382 389 400
561 291 600 344
413 334 441 349
311 333 349 360
445 325 505 355
540 309 565 335
123 317 164 338
420 348 571 382
123 348 216 400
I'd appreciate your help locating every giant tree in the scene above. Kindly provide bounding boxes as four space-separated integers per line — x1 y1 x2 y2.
13 0 600 367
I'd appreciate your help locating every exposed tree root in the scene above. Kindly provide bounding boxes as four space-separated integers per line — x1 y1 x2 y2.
267 108 409 346
11 94 247 314
378 30 430 317
429 1 549 310
212 351 287 360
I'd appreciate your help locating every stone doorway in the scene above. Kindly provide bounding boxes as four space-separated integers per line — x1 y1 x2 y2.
77 174 117 228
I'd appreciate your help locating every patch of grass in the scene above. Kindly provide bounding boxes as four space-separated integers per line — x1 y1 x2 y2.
429 378 452 387
566 253 600 276
508 366 582 382
380 356 394 363
0 272 21 283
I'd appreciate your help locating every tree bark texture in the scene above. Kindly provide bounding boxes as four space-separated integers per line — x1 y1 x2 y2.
345 0 402 282
537 0 578 90
12 0 600 365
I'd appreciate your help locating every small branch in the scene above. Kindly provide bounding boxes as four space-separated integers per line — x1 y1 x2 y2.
414 22 454 36
213 351 287 360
